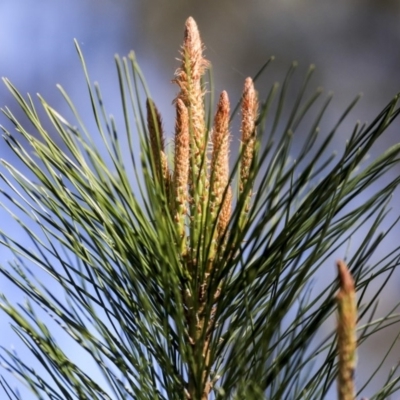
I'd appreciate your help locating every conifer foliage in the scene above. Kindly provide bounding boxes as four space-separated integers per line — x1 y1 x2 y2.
1 17 400 399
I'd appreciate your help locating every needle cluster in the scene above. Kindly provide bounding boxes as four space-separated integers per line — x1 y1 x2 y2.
1 15 400 400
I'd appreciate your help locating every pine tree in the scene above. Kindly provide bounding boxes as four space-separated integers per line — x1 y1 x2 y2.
1 16 400 399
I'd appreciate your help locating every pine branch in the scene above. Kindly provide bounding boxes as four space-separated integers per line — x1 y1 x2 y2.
0 16 400 400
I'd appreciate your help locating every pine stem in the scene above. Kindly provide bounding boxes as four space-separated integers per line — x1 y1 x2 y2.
336 260 357 400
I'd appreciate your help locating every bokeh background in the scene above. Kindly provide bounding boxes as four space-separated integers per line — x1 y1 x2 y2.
1 1 400 398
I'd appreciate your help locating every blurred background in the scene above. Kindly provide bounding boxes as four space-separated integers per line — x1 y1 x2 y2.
1 0 400 398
